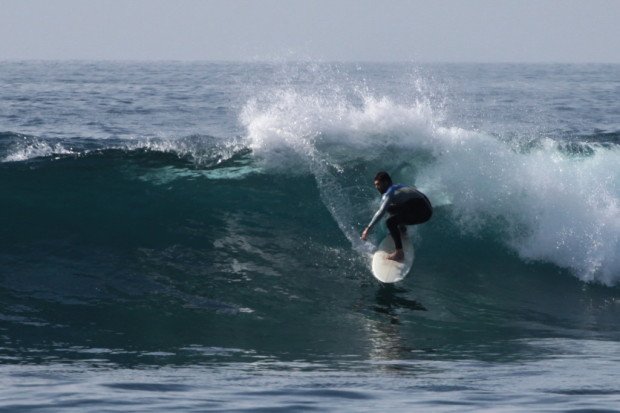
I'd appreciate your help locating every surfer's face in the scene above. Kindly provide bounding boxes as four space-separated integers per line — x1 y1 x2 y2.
374 179 389 194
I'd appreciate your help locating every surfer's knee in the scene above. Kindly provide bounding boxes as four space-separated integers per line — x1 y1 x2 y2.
386 215 399 231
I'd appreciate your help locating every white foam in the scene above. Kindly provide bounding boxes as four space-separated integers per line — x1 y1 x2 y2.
2 135 247 167
241 90 437 164
2 140 75 162
241 88 620 284
421 132 619 284
123 135 248 167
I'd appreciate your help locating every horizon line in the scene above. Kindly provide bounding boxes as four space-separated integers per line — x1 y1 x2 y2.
2 58 620 65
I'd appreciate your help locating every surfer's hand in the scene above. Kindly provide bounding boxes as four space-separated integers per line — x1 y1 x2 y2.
361 227 369 241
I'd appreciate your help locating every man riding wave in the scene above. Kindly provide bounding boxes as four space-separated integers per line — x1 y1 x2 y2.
361 171 433 261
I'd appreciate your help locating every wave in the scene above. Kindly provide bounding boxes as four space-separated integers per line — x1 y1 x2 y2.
240 88 620 285
2 83 619 285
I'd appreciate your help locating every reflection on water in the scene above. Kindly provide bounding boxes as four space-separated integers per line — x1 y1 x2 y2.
360 284 427 364
373 284 427 318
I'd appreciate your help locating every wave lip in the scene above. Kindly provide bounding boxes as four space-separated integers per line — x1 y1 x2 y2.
1 132 75 162
0 132 248 167
241 89 438 167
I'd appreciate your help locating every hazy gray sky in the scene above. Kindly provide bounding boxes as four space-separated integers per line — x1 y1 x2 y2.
2 0 619 63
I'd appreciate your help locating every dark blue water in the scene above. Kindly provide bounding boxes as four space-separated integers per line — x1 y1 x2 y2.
1 61 619 411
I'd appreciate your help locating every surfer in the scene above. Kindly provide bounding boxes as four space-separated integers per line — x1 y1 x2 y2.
361 171 433 261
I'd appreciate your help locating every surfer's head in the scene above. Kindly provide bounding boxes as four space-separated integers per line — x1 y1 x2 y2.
374 171 392 194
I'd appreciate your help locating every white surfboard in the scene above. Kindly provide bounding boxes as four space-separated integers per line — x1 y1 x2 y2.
371 231 415 283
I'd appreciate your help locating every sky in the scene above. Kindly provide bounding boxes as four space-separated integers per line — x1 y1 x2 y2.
1 0 619 63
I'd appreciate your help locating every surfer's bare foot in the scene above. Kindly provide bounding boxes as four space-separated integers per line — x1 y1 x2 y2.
387 249 404 262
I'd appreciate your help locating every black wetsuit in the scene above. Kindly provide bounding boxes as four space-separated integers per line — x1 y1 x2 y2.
367 184 432 250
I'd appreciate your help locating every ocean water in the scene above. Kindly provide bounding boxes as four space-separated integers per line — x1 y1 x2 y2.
1 61 619 412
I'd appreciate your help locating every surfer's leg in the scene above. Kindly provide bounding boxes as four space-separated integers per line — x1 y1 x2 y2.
386 215 404 250
386 216 406 261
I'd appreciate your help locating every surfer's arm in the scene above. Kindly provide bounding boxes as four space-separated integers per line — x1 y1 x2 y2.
362 193 390 237
367 200 388 230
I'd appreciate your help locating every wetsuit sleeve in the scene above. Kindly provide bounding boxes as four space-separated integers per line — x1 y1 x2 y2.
366 192 391 230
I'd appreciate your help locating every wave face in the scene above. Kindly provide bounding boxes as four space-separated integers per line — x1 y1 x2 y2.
1 62 619 370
